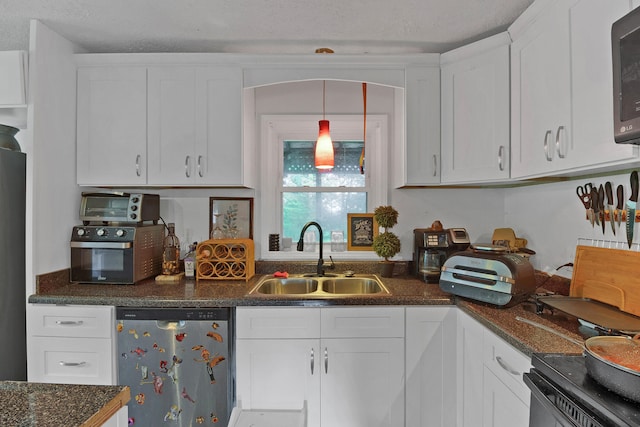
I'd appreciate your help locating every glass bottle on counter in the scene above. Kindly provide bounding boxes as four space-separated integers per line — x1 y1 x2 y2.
184 242 197 278
162 223 181 275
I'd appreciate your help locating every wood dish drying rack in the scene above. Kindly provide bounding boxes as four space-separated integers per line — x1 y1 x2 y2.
196 239 255 281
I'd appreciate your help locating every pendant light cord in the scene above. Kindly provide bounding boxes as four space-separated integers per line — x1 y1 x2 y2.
360 83 366 174
323 80 326 120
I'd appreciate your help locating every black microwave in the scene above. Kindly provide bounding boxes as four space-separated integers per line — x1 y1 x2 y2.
612 6 640 144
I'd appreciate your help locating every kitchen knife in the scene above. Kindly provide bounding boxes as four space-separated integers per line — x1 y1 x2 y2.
592 187 600 227
616 184 624 231
598 184 606 235
605 181 615 235
627 171 638 248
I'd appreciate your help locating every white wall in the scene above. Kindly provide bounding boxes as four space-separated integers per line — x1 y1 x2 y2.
505 172 632 274
26 20 79 291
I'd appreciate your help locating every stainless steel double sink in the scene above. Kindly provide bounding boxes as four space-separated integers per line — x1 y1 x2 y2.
247 273 390 298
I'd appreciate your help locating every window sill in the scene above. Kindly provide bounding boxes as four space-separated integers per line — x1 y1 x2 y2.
259 250 381 261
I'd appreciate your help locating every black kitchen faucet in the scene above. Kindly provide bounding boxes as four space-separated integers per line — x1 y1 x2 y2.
297 221 334 276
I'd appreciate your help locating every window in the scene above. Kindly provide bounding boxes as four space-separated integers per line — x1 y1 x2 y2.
282 140 367 241
260 115 387 259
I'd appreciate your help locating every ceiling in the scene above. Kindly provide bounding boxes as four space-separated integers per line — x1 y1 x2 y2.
0 0 534 54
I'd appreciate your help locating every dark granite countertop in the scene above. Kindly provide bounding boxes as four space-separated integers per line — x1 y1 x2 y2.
29 267 584 357
0 381 130 427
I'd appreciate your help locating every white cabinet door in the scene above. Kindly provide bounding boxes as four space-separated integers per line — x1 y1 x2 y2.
400 65 440 186
569 0 637 169
406 306 457 427
483 367 530 427
321 337 405 427
147 67 197 185
456 310 485 427
441 34 510 184
77 67 147 186
196 66 244 186
235 339 321 427
510 0 573 178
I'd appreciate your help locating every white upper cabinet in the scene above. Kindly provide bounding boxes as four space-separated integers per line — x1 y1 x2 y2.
441 33 511 184
77 66 148 186
510 0 638 179
76 56 250 187
399 64 441 186
510 0 574 179
147 66 244 185
568 0 637 169
0 51 28 128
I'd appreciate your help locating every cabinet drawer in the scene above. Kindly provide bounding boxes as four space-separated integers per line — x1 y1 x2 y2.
28 305 114 338
28 337 115 385
236 307 321 339
483 329 531 404
321 306 405 338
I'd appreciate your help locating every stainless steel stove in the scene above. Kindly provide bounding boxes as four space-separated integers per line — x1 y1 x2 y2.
525 353 640 427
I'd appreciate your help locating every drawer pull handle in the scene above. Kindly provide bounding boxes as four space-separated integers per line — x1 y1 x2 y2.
310 348 315 375
496 356 519 376
55 320 84 326
59 361 87 367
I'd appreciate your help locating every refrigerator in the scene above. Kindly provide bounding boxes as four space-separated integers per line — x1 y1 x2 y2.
116 307 233 426
0 148 26 381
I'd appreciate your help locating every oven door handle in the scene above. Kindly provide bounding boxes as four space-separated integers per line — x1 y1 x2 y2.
70 241 133 249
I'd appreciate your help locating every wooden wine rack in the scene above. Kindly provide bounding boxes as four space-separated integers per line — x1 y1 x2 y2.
196 239 255 281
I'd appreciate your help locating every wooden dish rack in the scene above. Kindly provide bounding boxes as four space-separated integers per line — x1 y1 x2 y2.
196 239 255 281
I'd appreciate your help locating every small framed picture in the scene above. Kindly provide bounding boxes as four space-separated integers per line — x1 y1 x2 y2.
209 197 254 239
347 213 378 251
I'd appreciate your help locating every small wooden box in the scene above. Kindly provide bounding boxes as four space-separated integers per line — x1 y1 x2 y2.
196 239 255 281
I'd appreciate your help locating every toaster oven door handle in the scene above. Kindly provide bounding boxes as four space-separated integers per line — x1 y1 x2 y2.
441 266 515 285
70 241 133 249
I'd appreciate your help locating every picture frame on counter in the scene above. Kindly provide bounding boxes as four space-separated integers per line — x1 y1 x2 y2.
347 213 378 251
209 197 254 239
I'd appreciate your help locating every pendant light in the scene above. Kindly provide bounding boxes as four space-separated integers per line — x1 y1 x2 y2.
315 80 334 170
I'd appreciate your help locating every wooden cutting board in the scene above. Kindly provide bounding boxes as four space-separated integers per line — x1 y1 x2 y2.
570 245 640 317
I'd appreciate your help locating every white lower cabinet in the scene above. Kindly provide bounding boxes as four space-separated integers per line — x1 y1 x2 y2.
405 306 457 427
27 304 127 426
235 306 405 427
457 310 531 427
27 304 117 385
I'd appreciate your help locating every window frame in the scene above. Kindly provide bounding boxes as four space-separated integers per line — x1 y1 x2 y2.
259 114 388 260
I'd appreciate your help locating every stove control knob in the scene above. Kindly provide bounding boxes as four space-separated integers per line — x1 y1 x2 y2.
96 228 107 237
76 228 86 237
130 213 138 220
116 229 126 237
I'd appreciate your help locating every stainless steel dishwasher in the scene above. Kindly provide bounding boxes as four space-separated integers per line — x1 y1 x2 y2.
116 307 234 426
